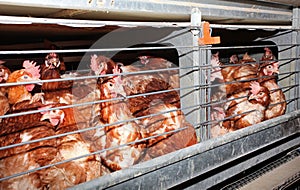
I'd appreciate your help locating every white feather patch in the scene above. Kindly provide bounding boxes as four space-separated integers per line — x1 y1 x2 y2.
20 132 32 142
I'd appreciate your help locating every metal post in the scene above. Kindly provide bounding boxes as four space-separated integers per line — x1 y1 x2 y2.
199 46 211 141
191 8 202 141
292 8 300 110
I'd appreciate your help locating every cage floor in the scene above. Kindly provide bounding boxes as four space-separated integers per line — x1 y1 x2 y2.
217 148 300 190
240 156 300 190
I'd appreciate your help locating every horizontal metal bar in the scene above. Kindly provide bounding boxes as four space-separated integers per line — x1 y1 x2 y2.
203 109 257 126
204 58 299 72
197 85 296 115
209 44 300 50
202 95 248 108
0 15 191 28
286 97 300 105
203 58 299 72
0 66 187 88
205 96 298 126
0 45 192 55
1 44 299 55
270 84 299 93
0 81 200 121
0 15 294 31
210 24 292 30
204 84 297 109
207 75 268 89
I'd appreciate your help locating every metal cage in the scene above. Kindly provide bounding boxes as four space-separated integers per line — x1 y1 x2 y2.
0 1 299 189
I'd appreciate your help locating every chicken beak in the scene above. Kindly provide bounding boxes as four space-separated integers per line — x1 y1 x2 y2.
116 87 127 99
118 91 127 98
40 112 51 121
40 110 65 126
118 87 127 98
273 69 279 74
33 78 42 85
25 77 42 85
248 94 257 101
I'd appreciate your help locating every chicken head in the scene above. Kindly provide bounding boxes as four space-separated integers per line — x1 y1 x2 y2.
0 62 11 84
261 47 276 61
249 81 270 107
100 66 126 99
90 54 119 75
45 52 61 69
260 61 279 76
40 105 65 126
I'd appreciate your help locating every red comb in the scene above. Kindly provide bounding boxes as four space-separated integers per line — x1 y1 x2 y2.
90 54 99 73
264 47 272 53
112 65 122 84
23 60 40 79
250 81 261 95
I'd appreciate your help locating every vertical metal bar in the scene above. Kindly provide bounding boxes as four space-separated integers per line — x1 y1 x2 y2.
206 48 212 139
292 8 300 110
191 8 202 141
199 46 210 141
198 47 204 141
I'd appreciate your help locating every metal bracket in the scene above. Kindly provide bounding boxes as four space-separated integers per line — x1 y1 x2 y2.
190 8 221 45
190 8 202 36
198 21 221 45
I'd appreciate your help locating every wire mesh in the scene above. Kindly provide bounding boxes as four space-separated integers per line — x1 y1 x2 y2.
220 148 300 190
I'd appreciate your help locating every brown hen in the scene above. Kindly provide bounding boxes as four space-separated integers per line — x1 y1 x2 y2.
0 61 11 120
89 54 181 120
210 52 227 137
98 67 196 168
221 53 258 97
0 101 57 190
258 48 286 120
223 81 270 130
40 103 108 189
40 52 74 104
98 73 145 171
138 100 197 161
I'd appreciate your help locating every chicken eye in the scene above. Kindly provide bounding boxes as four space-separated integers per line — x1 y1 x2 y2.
267 65 273 69
109 82 113 87
22 75 29 79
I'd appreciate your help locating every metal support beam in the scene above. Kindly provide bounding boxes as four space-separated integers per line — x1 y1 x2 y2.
0 0 293 24
292 8 300 110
